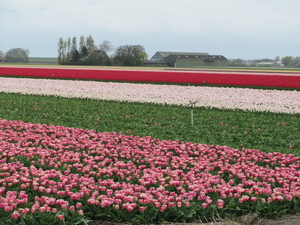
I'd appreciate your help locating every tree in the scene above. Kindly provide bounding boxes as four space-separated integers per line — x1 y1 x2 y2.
57 35 115 65
63 40 67 62
281 56 294 67
113 45 147 66
57 38 64 64
99 40 113 54
66 38 71 61
294 57 300 67
6 48 29 63
227 58 245 66
261 58 273 62
86 35 95 54
79 35 85 54
80 45 88 58
72 49 80 62
0 50 5 62
138 51 148 65
71 37 77 56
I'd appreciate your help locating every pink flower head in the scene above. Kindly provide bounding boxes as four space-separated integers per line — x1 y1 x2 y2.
160 204 167 212
39 206 46 213
139 206 146 212
168 202 175 208
216 199 224 208
76 202 83 209
251 197 257 202
57 214 64 220
201 203 208 209
52 208 58 213
11 211 20 220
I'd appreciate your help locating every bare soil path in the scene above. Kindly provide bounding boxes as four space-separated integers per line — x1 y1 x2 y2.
87 212 300 225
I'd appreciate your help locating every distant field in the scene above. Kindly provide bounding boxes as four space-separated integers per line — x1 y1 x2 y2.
0 61 300 73
1 62 300 73
1 65 300 89
28 57 58 64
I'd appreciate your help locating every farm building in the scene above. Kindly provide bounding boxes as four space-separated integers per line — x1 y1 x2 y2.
150 52 228 68
256 61 285 67
79 50 110 65
143 60 168 67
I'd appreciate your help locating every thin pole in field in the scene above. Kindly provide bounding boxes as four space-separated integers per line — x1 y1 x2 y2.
188 101 198 126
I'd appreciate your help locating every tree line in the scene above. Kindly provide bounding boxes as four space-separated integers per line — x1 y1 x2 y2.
0 48 30 63
228 56 300 67
2 40 300 68
281 56 300 67
57 35 148 66
57 35 97 65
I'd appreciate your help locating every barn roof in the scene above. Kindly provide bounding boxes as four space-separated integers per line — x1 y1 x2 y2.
152 51 209 60
80 50 109 61
168 54 210 58
167 54 227 60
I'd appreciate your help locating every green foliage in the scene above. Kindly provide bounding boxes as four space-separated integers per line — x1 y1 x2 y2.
80 45 88 58
0 92 299 155
72 50 80 62
281 56 294 67
0 211 90 225
281 56 300 67
0 88 300 223
113 45 147 66
5 48 30 63
58 35 96 65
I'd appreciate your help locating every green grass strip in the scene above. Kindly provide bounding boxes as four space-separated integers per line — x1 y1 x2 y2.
0 92 299 155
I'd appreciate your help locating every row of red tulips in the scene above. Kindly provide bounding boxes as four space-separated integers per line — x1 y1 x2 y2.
1 66 300 88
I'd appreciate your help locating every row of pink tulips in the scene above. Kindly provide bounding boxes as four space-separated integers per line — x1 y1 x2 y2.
0 77 299 113
1 118 300 222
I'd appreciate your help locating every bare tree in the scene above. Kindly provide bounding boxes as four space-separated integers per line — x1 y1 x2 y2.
86 35 95 54
67 38 71 61
99 40 113 54
57 38 64 64
71 37 77 56
79 35 85 53
63 40 67 62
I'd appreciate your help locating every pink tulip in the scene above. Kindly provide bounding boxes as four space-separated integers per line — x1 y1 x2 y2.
139 206 146 212
11 211 20 219
57 214 64 220
76 202 82 208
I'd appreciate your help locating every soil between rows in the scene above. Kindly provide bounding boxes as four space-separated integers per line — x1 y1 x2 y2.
87 211 300 225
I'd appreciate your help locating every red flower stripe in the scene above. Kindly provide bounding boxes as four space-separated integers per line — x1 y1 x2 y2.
1 67 300 88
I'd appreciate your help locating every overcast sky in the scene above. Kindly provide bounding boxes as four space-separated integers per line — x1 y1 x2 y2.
1 0 300 60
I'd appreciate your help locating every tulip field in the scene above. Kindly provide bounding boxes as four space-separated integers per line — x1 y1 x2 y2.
1 66 300 88
0 67 300 224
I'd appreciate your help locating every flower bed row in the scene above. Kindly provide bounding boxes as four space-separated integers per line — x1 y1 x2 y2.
0 77 300 114
1 66 300 88
1 118 300 224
